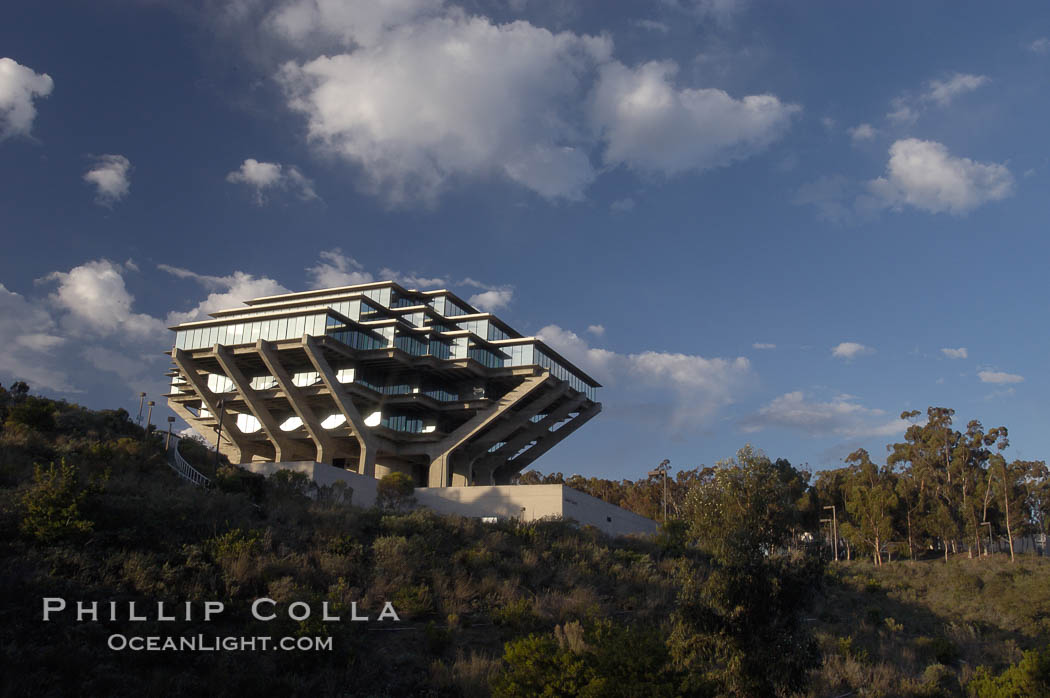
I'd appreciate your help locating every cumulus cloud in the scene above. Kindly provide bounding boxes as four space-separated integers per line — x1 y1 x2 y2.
160 265 290 324
941 347 968 359
304 249 449 291
41 259 164 339
0 57 53 139
868 139 1013 215
537 324 753 430
267 1 797 204
468 289 513 312
752 342 775 349
226 158 318 204
926 73 988 106
848 123 876 142
586 324 605 336
610 197 635 212
831 342 873 360
0 283 73 391
978 370 1023 384
741 391 906 438
305 250 375 289
590 60 799 176
886 73 987 124
276 13 608 204
83 155 131 206
1029 37 1050 54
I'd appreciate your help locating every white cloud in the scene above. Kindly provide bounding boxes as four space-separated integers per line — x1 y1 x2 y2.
0 283 73 391
305 249 449 291
926 73 988 106
469 288 513 312
304 249 375 289
268 2 796 204
586 324 605 336
741 390 906 438
752 342 775 349
268 0 445 49
276 13 609 204
831 342 873 360
0 57 53 139
820 116 836 130
590 60 799 176
160 265 290 324
83 154 132 206
886 73 987 125
848 123 876 142
940 347 968 359
887 97 918 125
610 197 635 212
537 324 753 430
41 259 164 339
868 139 1013 215
226 158 318 204
1029 37 1050 54
978 370 1023 384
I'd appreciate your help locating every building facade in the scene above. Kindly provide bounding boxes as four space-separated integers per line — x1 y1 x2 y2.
166 281 601 487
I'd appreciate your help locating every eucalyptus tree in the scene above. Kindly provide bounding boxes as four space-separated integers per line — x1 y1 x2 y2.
843 449 898 565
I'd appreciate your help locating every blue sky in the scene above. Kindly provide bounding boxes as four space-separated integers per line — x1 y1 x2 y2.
2 0 1049 480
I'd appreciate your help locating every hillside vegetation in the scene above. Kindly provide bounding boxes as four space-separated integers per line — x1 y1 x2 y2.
1 383 1048 697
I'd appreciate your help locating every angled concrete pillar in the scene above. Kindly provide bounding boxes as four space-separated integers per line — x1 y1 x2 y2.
474 395 585 484
214 346 297 462
425 373 551 486
171 348 254 462
302 336 378 477
463 381 570 462
492 402 602 484
257 339 338 464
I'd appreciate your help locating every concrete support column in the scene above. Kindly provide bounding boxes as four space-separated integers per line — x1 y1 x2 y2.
302 336 378 477
171 348 254 463
214 346 297 462
257 339 338 464
425 373 550 488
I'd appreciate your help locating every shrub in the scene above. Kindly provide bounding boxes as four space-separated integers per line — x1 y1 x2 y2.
20 460 100 543
968 647 1050 697
376 472 416 512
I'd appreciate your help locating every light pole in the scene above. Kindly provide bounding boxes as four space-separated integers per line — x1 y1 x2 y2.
981 521 993 555
166 416 176 450
648 459 671 523
823 505 838 561
137 392 147 424
213 399 226 471
145 401 155 438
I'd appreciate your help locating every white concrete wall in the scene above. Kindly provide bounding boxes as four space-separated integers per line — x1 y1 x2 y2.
246 463 658 537
561 487 659 537
243 461 378 507
415 484 565 521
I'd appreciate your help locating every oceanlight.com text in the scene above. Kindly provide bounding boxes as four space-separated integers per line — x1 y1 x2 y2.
107 634 333 652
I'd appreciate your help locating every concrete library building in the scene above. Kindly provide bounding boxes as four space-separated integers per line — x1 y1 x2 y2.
166 281 655 536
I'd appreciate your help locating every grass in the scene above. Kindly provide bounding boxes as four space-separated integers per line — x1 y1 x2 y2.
806 555 1050 697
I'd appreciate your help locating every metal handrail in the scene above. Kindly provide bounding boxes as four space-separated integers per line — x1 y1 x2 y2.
166 435 211 487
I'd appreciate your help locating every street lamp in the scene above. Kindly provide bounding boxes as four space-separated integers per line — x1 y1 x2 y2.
166 416 176 450
213 399 226 471
823 505 839 561
137 392 147 424
145 401 155 437
647 459 671 524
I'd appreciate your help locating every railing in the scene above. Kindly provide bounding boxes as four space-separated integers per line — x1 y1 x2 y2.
166 435 211 487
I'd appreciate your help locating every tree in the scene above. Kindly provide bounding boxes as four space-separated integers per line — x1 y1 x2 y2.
376 471 416 512
20 461 98 543
682 445 800 557
843 449 898 565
